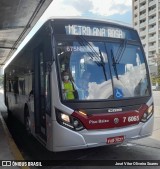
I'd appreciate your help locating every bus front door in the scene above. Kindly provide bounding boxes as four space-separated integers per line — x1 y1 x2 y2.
34 45 47 141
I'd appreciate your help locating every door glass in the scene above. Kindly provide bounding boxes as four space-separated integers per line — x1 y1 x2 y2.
39 51 46 126
40 52 45 108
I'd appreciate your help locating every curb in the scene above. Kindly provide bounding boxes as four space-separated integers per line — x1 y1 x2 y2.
0 112 30 169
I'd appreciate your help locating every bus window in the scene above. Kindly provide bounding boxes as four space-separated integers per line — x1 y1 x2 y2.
13 78 19 94
18 78 25 95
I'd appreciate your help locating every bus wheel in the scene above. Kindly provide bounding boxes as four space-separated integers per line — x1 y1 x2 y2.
24 107 31 135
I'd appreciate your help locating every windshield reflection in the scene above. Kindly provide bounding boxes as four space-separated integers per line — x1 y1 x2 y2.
109 43 149 99
57 41 149 101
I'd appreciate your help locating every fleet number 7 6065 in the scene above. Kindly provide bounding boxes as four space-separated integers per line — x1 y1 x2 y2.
123 116 139 123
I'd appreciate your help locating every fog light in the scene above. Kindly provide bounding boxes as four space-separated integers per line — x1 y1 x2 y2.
143 113 147 119
141 112 148 122
73 120 79 127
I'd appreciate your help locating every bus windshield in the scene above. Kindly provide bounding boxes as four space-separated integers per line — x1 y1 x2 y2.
57 40 150 101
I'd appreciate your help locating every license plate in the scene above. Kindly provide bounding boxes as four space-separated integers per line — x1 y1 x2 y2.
107 135 124 144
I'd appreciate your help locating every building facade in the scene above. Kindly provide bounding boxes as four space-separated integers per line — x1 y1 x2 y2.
132 0 159 75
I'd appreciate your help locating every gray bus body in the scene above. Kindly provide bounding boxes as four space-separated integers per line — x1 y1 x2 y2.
4 18 154 151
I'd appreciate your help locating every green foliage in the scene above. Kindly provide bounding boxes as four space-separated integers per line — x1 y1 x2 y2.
151 54 160 86
158 65 160 76
151 76 160 85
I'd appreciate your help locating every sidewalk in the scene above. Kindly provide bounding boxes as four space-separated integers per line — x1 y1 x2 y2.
0 90 29 169
0 112 21 169
0 89 7 114
150 91 160 141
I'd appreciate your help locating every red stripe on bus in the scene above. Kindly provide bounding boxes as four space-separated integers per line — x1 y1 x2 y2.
72 105 148 130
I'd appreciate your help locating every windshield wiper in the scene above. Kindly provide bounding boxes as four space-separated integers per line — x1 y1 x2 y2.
77 35 108 81
115 39 127 64
111 49 119 80
99 49 108 81
76 36 101 65
110 39 127 80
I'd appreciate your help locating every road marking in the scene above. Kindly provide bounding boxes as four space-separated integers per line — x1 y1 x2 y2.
0 112 30 169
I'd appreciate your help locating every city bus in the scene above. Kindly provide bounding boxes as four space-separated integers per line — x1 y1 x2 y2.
4 18 154 152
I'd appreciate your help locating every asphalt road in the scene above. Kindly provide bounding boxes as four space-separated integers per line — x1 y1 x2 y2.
0 91 160 169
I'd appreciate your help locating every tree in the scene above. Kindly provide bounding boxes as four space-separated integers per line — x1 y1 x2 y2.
150 53 160 87
0 75 3 89
154 54 160 76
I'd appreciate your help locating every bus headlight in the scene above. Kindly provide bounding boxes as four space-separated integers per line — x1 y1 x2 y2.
61 113 70 123
141 105 154 122
56 110 84 131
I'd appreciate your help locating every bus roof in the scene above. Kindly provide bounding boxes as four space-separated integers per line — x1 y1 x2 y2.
47 16 133 30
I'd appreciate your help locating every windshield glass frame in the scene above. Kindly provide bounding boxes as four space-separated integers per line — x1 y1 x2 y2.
55 35 151 102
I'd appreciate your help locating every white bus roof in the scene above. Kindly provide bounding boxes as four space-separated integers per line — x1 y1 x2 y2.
47 16 133 30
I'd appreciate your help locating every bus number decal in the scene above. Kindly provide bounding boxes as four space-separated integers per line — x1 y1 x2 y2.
123 116 139 123
128 116 139 122
123 117 127 123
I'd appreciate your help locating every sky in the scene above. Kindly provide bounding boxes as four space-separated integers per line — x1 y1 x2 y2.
4 0 132 69
41 0 132 24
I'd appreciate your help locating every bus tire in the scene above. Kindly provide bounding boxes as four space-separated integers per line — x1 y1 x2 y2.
24 106 31 136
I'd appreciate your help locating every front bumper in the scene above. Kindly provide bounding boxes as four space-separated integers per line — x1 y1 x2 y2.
51 115 154 152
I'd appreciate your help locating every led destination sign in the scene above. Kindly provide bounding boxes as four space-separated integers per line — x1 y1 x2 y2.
65 25 125 39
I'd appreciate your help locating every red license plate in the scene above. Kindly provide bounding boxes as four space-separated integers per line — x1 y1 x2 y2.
107 135 124 144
